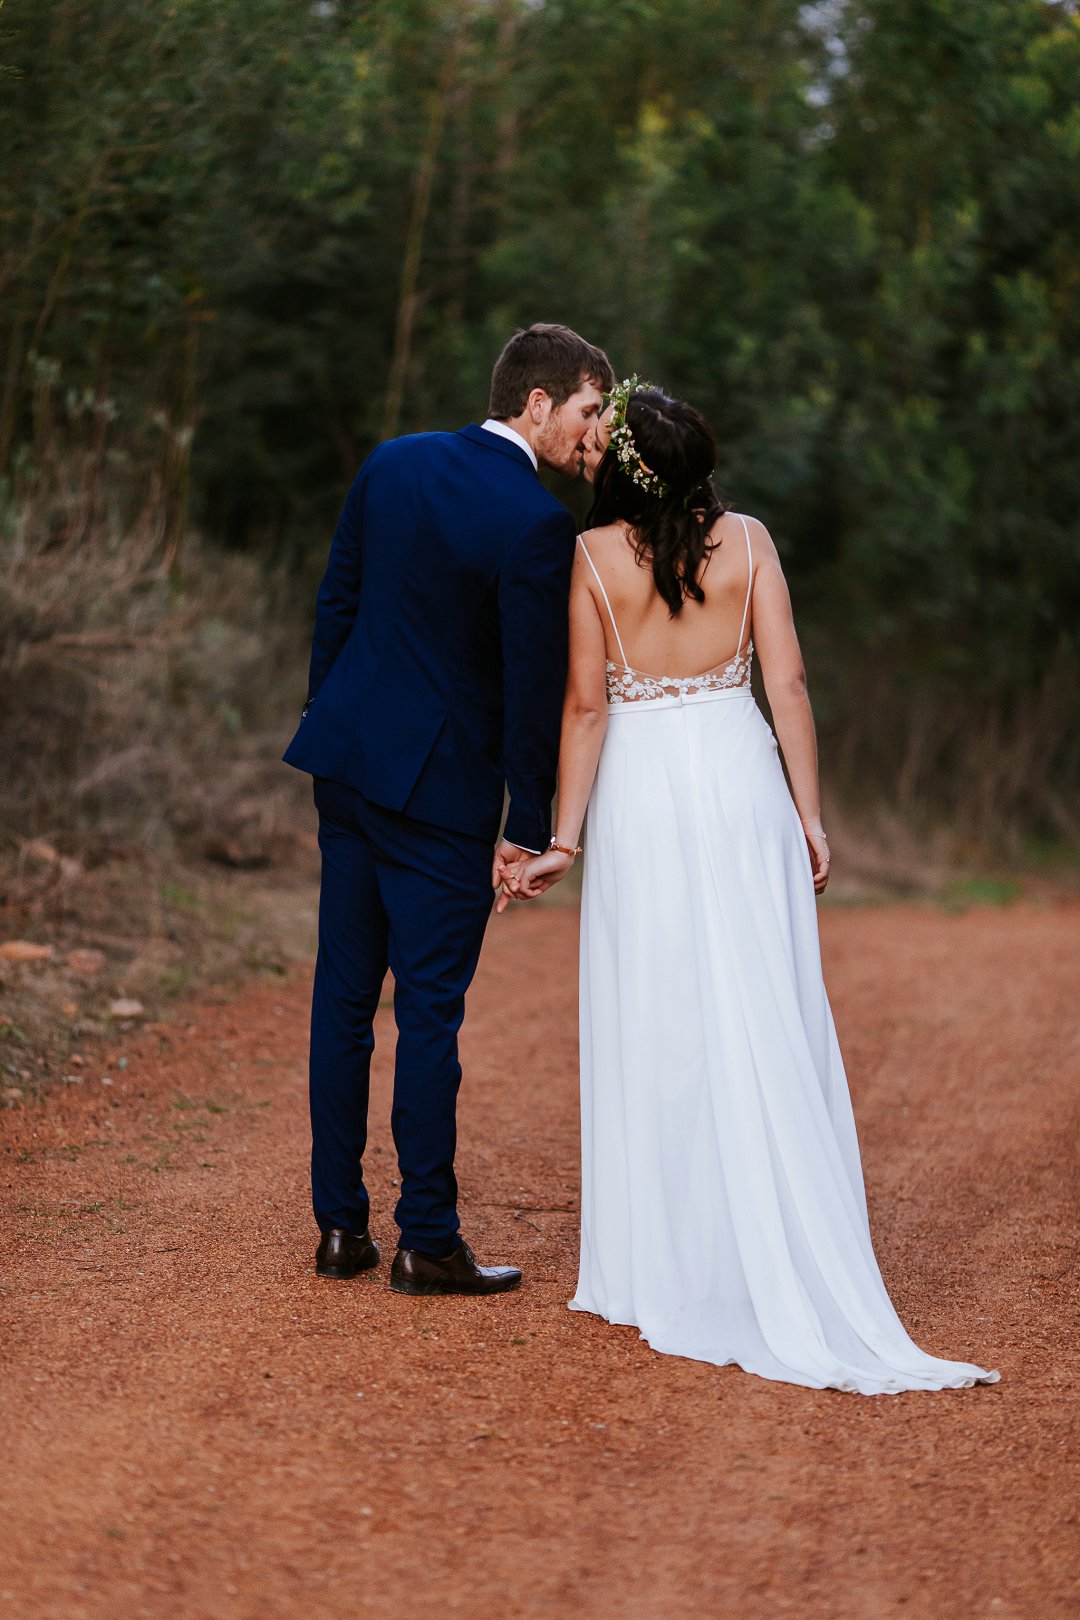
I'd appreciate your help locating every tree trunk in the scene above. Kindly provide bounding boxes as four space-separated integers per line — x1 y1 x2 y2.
162 305 201 582
381 41 460 442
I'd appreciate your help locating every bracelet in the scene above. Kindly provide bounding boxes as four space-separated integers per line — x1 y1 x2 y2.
549 836 583 858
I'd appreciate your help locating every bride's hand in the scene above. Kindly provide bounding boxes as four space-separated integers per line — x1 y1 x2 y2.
802 824 831 894
495 849 574 913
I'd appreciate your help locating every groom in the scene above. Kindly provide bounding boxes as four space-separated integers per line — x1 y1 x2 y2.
284 324 613 1295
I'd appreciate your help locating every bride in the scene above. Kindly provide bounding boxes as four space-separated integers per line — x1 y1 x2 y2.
501 379 999 1395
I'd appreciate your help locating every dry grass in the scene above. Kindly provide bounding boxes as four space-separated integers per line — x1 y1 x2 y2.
0 498 308 867
803 631 1080 861
0 397 317 1089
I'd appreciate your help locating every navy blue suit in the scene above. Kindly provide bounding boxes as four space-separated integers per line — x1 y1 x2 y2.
284 425 575 1255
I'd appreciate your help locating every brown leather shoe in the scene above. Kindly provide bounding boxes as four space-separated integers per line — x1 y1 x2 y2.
390 1237 522 1296
315 1226 380 1279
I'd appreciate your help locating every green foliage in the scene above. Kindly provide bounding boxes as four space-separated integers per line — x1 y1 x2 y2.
1 0 1078 841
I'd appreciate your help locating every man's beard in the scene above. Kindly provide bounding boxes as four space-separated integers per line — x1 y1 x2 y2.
535 417 582 477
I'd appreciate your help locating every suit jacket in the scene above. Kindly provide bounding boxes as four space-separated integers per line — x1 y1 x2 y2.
283 424 576 852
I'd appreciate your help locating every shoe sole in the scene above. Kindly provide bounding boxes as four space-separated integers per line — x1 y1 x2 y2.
389 1274 522 1297
315 1248 380 1279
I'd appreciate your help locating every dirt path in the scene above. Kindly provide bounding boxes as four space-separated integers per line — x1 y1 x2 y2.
2 899 1077 1619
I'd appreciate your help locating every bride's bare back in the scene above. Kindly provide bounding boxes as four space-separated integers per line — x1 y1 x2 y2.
562 506 831 895
577 512 755 681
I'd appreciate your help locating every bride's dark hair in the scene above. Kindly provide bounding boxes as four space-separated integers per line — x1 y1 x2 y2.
586 388 729 615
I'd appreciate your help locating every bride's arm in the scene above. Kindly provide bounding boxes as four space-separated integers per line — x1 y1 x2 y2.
553 550 609 845
496 548 608 909
751 521 831 893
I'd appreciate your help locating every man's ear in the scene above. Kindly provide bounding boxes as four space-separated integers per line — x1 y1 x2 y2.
526 387 551 424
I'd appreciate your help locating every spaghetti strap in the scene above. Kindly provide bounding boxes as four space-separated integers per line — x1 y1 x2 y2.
577 534 629 668
734 514 754 653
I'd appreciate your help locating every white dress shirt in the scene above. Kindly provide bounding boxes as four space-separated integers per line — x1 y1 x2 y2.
480 418 538 471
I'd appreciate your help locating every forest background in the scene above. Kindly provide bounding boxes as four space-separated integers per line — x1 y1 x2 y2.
1 0 1079 1063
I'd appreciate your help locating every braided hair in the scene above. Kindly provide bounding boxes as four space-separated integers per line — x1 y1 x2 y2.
586 388 729 615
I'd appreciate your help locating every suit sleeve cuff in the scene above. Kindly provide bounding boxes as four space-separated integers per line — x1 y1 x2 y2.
503 805 551 853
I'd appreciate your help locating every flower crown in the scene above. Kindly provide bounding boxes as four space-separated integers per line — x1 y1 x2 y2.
604 375 670 498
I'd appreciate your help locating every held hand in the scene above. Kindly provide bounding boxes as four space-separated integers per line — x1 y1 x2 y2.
495 849 575 914
492 839 527 894
494 855 540 913
803 824 831 895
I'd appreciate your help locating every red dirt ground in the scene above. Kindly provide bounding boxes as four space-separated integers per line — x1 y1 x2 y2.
2 899 1078 1619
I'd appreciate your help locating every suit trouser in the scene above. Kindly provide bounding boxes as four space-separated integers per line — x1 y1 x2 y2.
309 776 494 1256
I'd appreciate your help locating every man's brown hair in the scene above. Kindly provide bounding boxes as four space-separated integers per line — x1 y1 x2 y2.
488 323 614 419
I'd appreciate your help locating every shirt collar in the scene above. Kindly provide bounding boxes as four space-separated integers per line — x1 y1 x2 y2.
480 418 538 471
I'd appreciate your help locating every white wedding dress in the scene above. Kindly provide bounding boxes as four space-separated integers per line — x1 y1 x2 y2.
569 519 999 1395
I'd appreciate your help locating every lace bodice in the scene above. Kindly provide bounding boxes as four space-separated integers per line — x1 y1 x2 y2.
579 514 756 710
606 646 753 706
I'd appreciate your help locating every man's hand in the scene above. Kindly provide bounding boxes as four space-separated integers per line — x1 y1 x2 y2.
492 839 528 901
495 848 575 915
